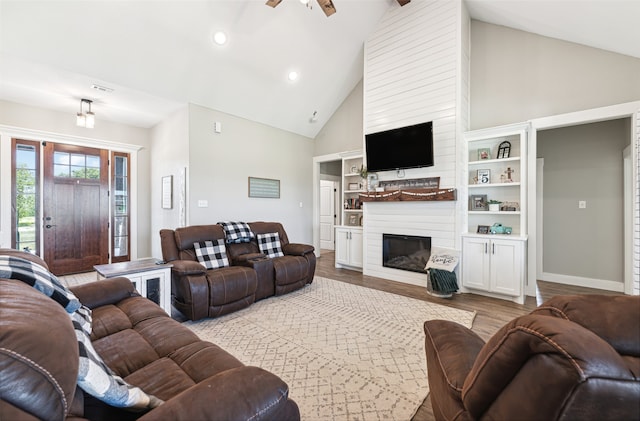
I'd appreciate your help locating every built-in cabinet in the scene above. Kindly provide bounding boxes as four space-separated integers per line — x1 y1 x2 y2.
335 226 363 270
461 236 525 303
334 152 364 271
341 153 365 227
462 123 528 303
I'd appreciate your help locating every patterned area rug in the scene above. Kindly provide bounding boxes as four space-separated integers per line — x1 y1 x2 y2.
184 277 475 421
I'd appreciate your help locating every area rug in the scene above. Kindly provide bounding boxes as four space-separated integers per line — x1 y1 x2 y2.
184 276 476 421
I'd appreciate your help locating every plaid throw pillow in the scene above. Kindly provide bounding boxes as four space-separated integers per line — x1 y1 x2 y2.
218 221 255 244
257 232 284 258
194 239 230 269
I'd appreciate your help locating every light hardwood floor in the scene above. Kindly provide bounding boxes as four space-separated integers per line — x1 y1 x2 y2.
315 250 622 421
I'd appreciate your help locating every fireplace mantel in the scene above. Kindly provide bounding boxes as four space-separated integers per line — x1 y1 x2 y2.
359 188 456 203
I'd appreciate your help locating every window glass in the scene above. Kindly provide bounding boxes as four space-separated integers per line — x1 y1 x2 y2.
14 143 38 253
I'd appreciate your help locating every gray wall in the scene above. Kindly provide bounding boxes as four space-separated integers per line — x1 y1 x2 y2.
150 106 189 258
314 80 364 157
538 119 630 284
188 104 315 244
470 21 640 130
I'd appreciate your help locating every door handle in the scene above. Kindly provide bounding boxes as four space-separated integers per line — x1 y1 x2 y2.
45 224 56 229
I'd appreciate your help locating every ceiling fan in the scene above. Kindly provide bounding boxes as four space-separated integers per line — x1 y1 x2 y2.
266 0 410 18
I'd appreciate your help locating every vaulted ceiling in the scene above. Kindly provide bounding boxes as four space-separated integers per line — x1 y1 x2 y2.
1 0 638 138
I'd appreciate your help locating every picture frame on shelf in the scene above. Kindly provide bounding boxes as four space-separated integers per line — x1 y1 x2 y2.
349 214 358 225
477 225 490 234
470 194 488 211
478 148 491 160
477 169 491 184
497 141 511 159
348 182 359 190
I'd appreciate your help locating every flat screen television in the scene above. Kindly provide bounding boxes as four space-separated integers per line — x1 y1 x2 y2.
365 121 434 172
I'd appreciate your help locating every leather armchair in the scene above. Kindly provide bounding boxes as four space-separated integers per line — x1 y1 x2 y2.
0 249 300 420
423 294 640 421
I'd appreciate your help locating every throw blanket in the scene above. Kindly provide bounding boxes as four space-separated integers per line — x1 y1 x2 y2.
0 255 162 411
425 247 460 294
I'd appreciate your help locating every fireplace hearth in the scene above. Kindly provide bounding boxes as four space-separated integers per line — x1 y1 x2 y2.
382 234 432 274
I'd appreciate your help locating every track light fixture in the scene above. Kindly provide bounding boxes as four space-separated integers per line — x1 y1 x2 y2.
76 98 95 128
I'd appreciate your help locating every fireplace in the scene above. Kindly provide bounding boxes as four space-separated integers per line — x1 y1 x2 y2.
382 234 432 274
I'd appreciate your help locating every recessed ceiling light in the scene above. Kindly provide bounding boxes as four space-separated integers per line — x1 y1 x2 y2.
213 31 227 46
288 71 299 82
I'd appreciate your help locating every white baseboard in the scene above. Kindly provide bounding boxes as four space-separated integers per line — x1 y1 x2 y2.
539 272 624 292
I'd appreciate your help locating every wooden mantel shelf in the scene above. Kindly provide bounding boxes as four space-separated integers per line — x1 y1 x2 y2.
359 188 456 203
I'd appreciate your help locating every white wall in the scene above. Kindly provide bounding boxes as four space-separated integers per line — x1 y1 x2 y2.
362 0 468 286
538 119 629 287
470 21 640 130
187 103 315 244
0 100 152 257
150 106 189 258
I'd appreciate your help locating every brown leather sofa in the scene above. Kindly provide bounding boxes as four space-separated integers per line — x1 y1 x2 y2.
0 249 300 421
160 222 315 321
423 294 640 421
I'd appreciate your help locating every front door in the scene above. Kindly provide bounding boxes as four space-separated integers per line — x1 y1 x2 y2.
43 143 109 275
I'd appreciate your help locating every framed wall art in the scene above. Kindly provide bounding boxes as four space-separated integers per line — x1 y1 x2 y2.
248 177 280 198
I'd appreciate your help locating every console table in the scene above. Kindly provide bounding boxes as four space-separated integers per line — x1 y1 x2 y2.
94 258 173 315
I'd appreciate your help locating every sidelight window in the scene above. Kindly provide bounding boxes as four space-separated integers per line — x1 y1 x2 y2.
12 139 40 254
112 152 130 262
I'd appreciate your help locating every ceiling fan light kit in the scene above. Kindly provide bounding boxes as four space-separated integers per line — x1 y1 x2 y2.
266 0 408 17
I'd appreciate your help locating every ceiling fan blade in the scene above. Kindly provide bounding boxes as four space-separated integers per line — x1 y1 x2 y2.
397 0 411 6
265 0 283 8
316 0 336 17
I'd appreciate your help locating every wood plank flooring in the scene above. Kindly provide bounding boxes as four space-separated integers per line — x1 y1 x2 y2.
315 250 622 421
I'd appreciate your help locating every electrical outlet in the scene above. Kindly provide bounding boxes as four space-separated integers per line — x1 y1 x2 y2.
198 200 208 208
578 200 586 209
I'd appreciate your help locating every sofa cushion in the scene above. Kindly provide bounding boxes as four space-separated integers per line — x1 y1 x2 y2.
218 221 255 244
194 240 229 269
257 232 285 258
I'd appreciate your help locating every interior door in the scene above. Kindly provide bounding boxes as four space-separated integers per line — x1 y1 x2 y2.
43 143 109 275
320 180 336 250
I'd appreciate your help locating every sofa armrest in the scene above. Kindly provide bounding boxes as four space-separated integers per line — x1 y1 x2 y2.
283 243 314 256
463 314 636 420
70 277 137 309
169 260 206 276
138 366 298 421
423 320 485 419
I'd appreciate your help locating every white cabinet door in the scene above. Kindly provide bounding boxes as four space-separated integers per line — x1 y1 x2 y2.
349 229 363 268
462 237 491 290
335 227 350 265
490 239 523 297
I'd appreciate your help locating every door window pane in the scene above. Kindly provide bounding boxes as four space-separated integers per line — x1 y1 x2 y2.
54 151 100 179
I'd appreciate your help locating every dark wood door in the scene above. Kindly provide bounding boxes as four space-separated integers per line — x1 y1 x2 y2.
43 143 109 275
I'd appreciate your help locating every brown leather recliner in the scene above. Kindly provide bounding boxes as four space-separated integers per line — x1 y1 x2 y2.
160 224 258 321
160 222 315 321
423 294 640 421
0 249 300 420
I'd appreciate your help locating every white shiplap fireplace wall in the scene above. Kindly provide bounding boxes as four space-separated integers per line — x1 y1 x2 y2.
362 0 469 286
